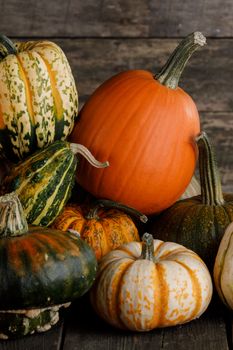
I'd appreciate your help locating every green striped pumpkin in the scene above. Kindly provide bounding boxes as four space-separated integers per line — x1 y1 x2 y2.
2 141 109 227
0 35 78 161
0 192 97 338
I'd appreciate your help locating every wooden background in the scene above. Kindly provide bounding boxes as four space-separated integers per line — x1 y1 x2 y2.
0 1 233 349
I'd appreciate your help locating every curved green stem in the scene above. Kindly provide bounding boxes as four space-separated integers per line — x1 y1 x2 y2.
140 233 155 261
156 32 206 89
0 35 17 59
89 199 148 223
0 192 28 237
196 132 224 206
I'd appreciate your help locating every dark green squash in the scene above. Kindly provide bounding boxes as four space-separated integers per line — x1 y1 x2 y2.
2 141 108 227
149 132 233 270
0 192 98 338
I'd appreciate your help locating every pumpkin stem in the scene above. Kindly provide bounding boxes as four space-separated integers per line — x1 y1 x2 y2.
0 192 28 237
90 199 148 223
196 132 224 206
140 233 155 261
0 35 17 59
70 143 109 168
156 32 206 89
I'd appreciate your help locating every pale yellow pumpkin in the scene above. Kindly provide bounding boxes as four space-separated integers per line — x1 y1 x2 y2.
90 233 212 331
214 222 233 309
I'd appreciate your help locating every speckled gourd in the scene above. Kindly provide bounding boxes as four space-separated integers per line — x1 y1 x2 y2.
0 35 78 161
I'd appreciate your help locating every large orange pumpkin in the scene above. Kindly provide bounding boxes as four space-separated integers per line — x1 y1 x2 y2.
70 32 205 214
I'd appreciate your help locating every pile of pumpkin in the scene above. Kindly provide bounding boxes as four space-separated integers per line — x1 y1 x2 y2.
0 31 232 339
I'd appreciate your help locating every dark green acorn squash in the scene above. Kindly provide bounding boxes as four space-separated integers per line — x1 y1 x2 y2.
2 141 108 227
149 132 233 270
0 192 97 338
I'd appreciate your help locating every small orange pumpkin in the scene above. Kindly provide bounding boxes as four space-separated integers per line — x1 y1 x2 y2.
52 200 147 261
70 32 206 214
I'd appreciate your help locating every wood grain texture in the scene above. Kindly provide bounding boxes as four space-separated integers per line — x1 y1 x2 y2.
1 0 233 38
43 38 233 112
0 320 64 350
62 298 229 350
201 112 233 193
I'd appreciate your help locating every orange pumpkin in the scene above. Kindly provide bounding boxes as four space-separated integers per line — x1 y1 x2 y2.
70 32 206 214
52 200 147 261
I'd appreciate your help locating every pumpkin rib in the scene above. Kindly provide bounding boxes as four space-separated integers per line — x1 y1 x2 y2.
108 81 169 202
38 53 63 122
88 78 155 195
216 230 233 306
173 260 202 321
16 54 35 126
154 262 168 327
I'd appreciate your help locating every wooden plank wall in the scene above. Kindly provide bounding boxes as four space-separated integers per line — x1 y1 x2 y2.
1 0 233 191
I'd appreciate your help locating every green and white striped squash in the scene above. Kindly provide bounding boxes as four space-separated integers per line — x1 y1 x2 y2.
2 141 109 227
0 35 78 161
0 192 97 338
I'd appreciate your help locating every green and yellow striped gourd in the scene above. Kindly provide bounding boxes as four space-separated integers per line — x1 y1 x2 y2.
2 141 109 227
0 35 78 161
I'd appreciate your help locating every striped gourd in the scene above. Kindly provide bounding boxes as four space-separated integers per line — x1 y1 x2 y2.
0 192 97 338
90 233 213 331
0 35 78 161
2 141 108 227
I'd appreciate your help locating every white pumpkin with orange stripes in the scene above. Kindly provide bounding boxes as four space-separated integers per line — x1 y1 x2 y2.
0 35 78 161
90 233 212 331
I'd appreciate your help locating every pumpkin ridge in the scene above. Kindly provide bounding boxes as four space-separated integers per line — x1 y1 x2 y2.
217 230 233 306
16 54 35 126
26 152 75 225
89 79 155 196
155 262 169 327
173 259 202 321
108 81 168 201
37 53 63 122
3 58 23 158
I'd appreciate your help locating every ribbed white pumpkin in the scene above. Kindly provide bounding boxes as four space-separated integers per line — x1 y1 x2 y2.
214 222 233 309
90 233 212 331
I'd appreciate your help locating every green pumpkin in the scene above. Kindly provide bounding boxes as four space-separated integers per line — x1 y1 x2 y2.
2 140 108 227
149 132 233 270
0 192 97 338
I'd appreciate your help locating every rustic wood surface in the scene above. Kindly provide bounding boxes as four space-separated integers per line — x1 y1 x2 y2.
1 0 233 38
0 298 230 350
1 0 233 348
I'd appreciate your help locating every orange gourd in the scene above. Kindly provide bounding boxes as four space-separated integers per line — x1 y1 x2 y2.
52 200 147 261
70 32 206 214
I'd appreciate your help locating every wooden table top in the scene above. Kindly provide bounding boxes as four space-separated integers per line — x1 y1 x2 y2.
0 295 230 350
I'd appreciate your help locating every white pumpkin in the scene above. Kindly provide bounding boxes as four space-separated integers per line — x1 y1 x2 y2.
90 233 213 331
214 222 233 309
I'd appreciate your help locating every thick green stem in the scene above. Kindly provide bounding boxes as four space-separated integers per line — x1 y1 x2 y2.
0 35 17 59
0 192 28 237
140 233 155 261
87 199 148 223
196 132 224 206
156 32 206 89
